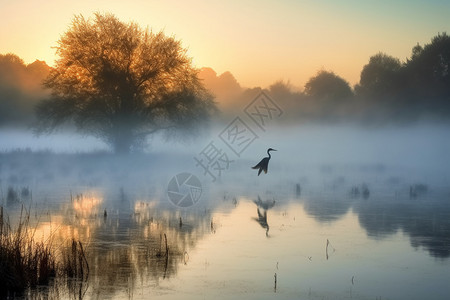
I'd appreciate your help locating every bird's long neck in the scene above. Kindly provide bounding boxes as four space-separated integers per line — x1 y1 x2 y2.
267 149 271 159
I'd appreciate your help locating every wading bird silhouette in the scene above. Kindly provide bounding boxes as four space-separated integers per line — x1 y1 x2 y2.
252 148 277 176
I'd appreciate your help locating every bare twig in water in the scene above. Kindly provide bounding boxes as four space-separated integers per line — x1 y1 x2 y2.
163 233 169 278
157 233 169 257
274 273 277 292
164 233 169 257
210 218 215 233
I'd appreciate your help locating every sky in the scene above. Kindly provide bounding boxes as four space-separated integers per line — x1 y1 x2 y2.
0 0 449 89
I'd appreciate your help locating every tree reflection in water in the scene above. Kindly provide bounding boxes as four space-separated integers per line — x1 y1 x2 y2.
75 197 212 299
3 189 214 299
292 178 450 259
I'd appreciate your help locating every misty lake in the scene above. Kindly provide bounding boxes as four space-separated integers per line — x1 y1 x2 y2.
1 124 450 299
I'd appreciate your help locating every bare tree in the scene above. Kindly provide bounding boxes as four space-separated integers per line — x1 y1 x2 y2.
35 13 216 153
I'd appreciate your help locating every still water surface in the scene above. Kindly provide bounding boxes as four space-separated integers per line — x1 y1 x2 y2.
1 144 450 299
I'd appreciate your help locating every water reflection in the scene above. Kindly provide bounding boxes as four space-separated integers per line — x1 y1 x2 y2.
73 195 213 299
1 152 450 299
292 179 450 259
2 189 213 299
252 196 276 237
354 191 450 258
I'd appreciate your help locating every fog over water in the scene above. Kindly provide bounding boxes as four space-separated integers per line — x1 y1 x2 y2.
1 16 450 299
2 122 450 193
1 121 450 299
3 122 448 167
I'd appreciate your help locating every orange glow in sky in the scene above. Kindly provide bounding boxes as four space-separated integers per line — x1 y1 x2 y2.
0 0 448 88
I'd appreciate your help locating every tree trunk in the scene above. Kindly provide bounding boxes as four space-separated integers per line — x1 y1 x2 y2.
112 126 134 154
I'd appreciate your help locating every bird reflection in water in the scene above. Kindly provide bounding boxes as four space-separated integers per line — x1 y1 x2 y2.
253 196 276 237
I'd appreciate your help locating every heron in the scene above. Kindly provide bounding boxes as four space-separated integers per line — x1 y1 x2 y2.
252 148 277 176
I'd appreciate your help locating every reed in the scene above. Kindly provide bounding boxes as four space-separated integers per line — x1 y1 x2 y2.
61 239 89 280
0 205 57 296
0 205 89 297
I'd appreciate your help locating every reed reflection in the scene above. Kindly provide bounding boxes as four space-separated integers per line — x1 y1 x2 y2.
17 187 215 299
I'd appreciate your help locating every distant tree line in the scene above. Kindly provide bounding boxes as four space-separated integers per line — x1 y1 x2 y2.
1 29 449 142
264 32 450 124
0 54 49 127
